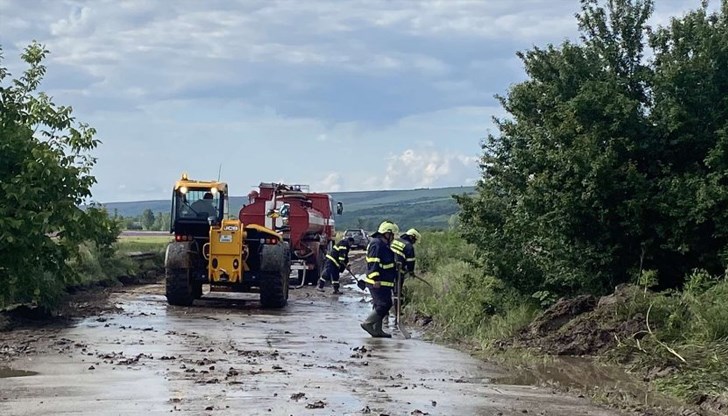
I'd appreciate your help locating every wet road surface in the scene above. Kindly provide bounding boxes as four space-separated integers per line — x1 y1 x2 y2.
0 280 621 415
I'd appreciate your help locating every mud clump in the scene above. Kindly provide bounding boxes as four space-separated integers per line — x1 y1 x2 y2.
528 295 597 336
512 285 647 356
411 311 433 327
697 394 728 415
305 400 326 409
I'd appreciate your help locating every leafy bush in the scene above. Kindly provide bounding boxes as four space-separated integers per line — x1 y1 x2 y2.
457 0 728 299
415 230 477 273
0 43 120 308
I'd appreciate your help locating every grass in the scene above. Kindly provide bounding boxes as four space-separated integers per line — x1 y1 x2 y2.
404 230 538 347
116 235 171 254
604 277 728 403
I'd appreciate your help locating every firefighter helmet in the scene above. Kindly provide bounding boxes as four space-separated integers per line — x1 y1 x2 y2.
374 220 399 236
404 228 421 241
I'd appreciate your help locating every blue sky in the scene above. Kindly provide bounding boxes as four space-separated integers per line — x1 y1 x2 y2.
0 0 712 202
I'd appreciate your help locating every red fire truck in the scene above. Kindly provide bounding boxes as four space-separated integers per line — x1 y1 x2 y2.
239 183 343 286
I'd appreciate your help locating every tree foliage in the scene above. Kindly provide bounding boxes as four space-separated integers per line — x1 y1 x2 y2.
141 209 155 231
0 42 119 307
458 0 728 298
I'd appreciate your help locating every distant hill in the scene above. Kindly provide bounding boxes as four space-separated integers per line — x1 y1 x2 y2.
102 186 475 230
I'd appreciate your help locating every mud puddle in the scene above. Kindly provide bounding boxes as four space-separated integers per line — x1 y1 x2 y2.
486 355 685 413
490 356 633 388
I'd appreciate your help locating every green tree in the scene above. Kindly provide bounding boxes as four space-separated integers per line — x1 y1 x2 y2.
0 42 119 307
141 209 155 230
161 212 171 231
152 212 163 231
458 0 728 298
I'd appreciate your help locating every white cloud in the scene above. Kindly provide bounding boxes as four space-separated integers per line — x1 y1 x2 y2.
1 0 710 202
377 148 479 190
316 172 342 192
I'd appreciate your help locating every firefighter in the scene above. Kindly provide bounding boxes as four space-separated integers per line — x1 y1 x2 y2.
360 220 399 338
317 236 355 294
391 228 420 278
389 228 420 321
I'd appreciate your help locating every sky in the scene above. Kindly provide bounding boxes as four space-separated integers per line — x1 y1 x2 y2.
0 0 714 202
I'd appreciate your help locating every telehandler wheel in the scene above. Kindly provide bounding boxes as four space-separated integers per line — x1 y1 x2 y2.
192 282 203 299
260 270 288 308
166 268 195 306
260 243 291 308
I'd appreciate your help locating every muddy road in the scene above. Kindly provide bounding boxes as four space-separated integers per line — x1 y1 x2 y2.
1 257 620 416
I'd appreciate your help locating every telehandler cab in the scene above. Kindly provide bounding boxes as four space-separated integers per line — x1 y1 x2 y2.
164 173 290 308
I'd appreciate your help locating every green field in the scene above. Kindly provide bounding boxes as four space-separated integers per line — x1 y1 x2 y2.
102 186 475 230
116 234 172 254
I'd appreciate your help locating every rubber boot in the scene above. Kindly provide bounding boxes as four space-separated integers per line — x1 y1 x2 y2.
332 283 341 294
373 319 392 338
360 311 379 337
317 278 326 292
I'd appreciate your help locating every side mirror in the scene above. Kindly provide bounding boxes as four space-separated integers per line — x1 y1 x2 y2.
280 203 290 218
336 202 344 215
208 215 220 226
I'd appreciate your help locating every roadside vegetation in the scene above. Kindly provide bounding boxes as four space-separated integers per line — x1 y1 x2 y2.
116 235 171 255
0 43 156 311
406 0 728 411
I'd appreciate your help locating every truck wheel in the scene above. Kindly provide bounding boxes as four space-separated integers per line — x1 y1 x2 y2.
260 243 290 308
166 268 195 306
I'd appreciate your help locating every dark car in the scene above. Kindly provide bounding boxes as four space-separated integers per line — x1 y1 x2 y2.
343 229 370 249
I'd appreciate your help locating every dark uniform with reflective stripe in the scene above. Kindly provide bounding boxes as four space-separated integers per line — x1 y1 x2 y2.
364 237 397 318
318 239 351 291
390 236 416 276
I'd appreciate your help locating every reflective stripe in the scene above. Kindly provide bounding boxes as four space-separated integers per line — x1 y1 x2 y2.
333 245 345 250
362 277 394 287
366 256 380 263
391 242 406 256
338 257 346 261
406 258 416 262
367 271 380 279
326 254 340 267
381 263 395 269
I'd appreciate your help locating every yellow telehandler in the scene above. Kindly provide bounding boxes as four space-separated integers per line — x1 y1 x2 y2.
164 173 290 308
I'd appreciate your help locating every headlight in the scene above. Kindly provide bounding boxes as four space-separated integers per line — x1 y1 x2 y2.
179 186 188 194
210 187 218 194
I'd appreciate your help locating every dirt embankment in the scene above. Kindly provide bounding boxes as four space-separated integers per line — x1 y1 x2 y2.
511 286 646 356
496 285 727 416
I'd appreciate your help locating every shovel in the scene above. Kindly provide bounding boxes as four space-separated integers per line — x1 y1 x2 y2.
394 269 411 339
345 265 366 291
